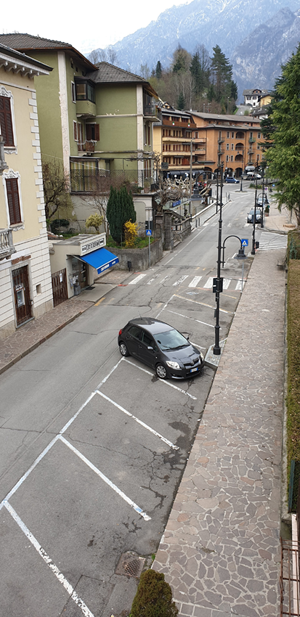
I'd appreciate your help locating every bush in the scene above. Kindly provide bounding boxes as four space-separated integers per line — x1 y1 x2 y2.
50 218 69 234
107 186 136 244
130 570 178 617
124 220 138 247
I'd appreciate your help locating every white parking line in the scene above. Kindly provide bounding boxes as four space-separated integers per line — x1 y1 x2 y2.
0 392 97 511
4 502 95 617
97 358 123 390
129 273 147 285
96 391 179 450
175 294 234 315
167 309 214 329
223 278 231 289
60 436 151 521
156 294 175 319
189 276 202 288
124 359 197 400
173 275 188 286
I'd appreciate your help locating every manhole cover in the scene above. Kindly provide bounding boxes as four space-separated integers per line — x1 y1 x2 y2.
115 552 146 578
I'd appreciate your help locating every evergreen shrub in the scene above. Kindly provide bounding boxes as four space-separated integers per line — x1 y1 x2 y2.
130 569 178 617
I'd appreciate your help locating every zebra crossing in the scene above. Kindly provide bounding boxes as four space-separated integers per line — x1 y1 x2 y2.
128 271 245 291
257 231 287 251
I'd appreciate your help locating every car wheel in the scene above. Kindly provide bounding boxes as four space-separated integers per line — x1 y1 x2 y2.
119 342 130 357
156 363 167 379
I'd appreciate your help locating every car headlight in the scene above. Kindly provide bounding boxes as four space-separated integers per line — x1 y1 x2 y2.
166 360 181 370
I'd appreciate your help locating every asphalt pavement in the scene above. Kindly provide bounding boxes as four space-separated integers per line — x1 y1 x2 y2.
0 200 294 617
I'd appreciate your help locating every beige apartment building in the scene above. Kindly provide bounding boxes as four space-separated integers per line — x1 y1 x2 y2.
154 106 264 180
0 43 53 336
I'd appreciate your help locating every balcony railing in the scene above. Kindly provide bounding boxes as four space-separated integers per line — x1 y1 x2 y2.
144 105 159 118
0 229 16 260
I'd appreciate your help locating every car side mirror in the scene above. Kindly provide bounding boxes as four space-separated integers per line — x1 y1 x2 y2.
147 346 154 351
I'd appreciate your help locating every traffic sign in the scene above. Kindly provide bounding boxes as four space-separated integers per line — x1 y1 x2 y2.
146 229 152 236
241 239 248 247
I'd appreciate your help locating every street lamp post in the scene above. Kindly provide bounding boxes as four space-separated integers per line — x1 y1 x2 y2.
213 164 224 356
251 173 258 255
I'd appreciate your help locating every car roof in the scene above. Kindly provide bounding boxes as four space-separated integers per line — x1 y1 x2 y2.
126 317 173 334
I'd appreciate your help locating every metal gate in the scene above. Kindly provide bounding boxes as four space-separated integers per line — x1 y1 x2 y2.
52 268 68 307
12 266 32 326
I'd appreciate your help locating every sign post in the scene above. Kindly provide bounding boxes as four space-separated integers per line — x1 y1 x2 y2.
146 229 152 268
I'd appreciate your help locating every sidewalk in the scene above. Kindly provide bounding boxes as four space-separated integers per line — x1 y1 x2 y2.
0 271 131 375
152 209 289 616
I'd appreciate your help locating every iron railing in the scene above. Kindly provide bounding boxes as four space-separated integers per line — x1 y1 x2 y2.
281 539 300 616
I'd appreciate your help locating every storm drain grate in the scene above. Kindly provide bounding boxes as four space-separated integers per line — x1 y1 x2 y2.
115 552 146 578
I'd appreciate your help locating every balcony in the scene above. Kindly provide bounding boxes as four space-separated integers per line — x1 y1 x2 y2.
144 104 159 120
0 229 16 260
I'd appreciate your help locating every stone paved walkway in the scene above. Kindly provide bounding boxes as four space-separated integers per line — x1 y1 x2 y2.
153 246 287 617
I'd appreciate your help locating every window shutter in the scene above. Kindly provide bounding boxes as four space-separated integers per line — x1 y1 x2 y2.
86 124 92 141
0 97 14 146
73 121 77 141
6 178 21 225
94 124 99 141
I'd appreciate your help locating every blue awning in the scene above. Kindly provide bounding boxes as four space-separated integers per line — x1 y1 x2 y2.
80 247 119 274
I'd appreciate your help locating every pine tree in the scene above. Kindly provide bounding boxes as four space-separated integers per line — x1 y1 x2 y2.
155 60 162 79
177 92 185 110
190 52 204 96
265 44 300 225
107 185 136 244
210 45 236 103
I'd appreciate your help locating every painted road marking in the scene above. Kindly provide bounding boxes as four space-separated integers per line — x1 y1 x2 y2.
175 294 234 315
0 392 97 511
203 277 214 289
189 276 202 288
60 436 151 521
96 391 179 450
4 502 95 617
97 358 123 390
235 279 245 290
167 309 214 329
124 359 197 400
129 273 147 285
223 279 231 289
173 275 188 287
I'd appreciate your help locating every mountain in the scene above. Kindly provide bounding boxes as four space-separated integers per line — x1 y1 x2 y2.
232 7 300 96
91 0 300 77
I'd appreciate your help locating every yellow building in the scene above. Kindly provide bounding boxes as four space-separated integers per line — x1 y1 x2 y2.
0 43 53 336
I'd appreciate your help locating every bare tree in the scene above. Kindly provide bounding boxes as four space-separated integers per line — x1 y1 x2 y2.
42 159 71 221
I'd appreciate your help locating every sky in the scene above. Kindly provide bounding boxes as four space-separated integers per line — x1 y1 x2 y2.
1 0 190 56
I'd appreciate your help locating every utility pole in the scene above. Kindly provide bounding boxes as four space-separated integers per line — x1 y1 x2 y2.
213 163 224 355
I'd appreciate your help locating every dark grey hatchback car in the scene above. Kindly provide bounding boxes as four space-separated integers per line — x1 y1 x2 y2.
118 317 204 380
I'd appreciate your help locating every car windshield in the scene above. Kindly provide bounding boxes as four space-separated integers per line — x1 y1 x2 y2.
153 329 189 351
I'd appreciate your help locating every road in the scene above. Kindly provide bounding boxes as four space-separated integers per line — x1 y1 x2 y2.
0 188 263 617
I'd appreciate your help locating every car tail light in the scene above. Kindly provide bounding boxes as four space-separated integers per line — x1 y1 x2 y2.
119 329 123 335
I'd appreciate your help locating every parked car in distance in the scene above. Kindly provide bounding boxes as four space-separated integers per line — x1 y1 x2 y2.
246 173 262 180
247 208 262 224
257 194 269 206
118 317 204 380
225 177 239 183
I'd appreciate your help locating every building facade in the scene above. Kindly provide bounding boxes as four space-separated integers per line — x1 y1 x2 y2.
0 34 158 199
0 43 53 337
190 112 264 177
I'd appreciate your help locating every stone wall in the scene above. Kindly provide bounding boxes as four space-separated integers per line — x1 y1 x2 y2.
112 238 163 271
